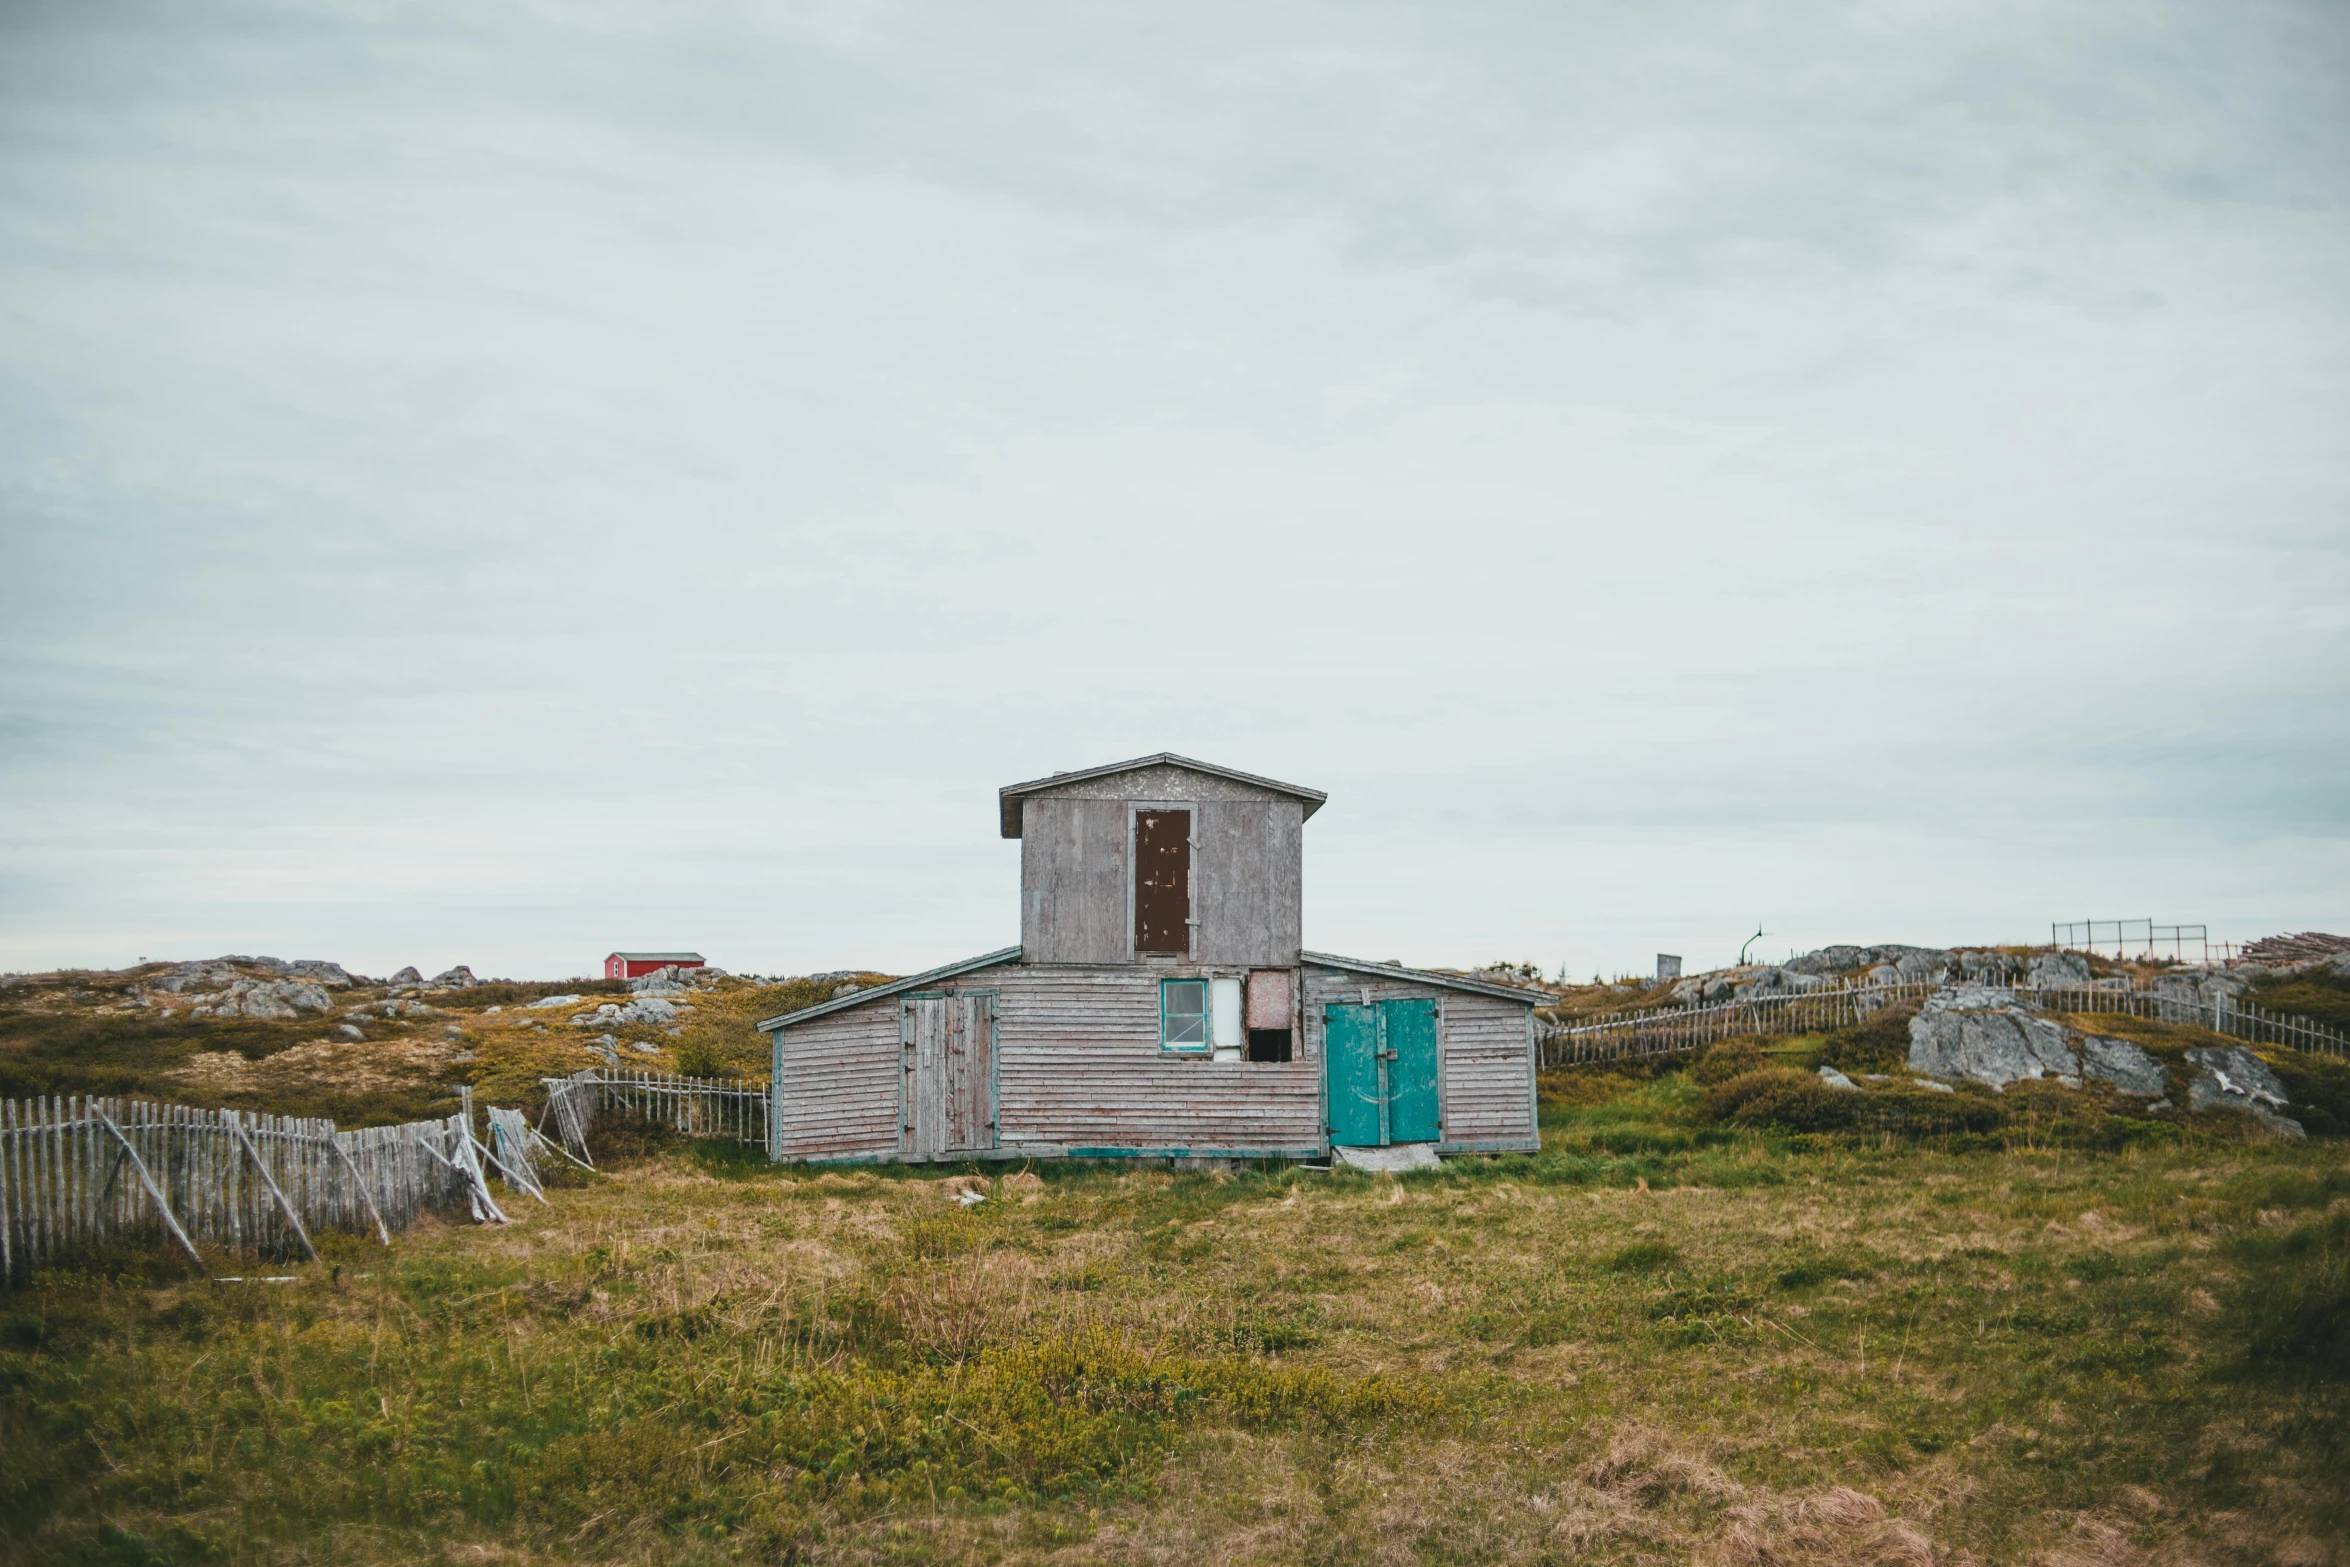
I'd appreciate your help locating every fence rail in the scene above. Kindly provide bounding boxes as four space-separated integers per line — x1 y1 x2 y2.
541 1068 768 1164
1538 976 2350 1067
0 1094 535 1284
1539 982 1938 1066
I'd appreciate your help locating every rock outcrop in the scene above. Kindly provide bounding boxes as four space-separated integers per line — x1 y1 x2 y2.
387 967 424 987
568 997 679 1027
2185 1046 2304 1138
428 966 478 989
164 978 336 1020
1907 988 2165 1095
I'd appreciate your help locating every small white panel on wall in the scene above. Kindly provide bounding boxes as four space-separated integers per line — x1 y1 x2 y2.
1210 977 1244 1061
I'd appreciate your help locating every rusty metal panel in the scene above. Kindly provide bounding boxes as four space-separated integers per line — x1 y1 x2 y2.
1246 969 1294 1029
1133 809 1191 954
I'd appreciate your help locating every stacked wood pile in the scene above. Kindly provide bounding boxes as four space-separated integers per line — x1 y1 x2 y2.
2239 932 2350 964
0 1094 545 1283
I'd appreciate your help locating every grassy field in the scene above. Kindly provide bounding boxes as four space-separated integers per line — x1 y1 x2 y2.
6 1008 2349 1567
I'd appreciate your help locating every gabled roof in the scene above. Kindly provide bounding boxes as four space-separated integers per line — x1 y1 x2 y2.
999 753 1326 838
755 946 1022 1032
1301 951 1551 1006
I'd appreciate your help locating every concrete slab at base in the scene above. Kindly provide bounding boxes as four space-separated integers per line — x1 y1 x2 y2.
1332 1143 1443 1173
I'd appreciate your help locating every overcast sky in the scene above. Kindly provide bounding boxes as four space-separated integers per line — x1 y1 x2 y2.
3 1 2345 982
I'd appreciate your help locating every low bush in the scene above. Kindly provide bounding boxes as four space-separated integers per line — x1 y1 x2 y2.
1815 999 1922 1074
1691 1039 1766 1084
2259 1048 2350 1140
1704 1068 1860 1132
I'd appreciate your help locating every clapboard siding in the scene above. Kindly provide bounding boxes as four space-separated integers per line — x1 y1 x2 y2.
989 966 1320 1150
1301 967 1538 1152
773 1004 900 1161
773 958 1534 1162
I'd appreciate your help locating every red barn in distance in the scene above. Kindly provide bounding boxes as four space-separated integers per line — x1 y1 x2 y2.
605 951 706 980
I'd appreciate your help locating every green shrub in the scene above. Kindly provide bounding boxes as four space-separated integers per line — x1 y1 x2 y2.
1815 999 1922 1074
1704 1068 1861 1132
2257 1048 2350 1140
1692 1039 1767 1084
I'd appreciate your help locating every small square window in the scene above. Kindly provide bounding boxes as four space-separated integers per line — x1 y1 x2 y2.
1161 978 1208 1052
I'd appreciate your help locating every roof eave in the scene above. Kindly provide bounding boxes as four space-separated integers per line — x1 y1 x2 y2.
755 946 1022 1032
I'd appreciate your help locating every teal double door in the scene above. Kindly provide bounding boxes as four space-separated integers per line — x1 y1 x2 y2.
1325 999 1440 1148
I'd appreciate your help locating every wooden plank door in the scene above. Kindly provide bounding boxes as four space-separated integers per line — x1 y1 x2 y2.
1324 999 1441 1148
1324 1003 1384 1147
941 992 996 1153
902 992 997 1160
1134 809 1191 953
1381 999 1441 1144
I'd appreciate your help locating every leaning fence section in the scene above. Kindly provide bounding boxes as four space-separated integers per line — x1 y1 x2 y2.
540 1068 768 1165
1539 977 2350 1068
0 1095 540 1284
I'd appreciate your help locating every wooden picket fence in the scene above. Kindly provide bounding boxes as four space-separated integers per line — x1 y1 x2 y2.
2033 984 2349 1060
0 1092 548 1285
1539 981 1938 1066
1539 976 2350 1067
540 1068 768 1165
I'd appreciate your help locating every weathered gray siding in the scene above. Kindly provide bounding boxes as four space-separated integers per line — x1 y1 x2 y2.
1019 785 1302 968
1019 797 1130 964
776 961 1322 1160
1192 799 1303 966
772 1003 901 1162
989 964 1320 1154
1301 966 1539 1153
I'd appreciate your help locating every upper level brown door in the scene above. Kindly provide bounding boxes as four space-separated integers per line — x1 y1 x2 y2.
1134 809 1191 954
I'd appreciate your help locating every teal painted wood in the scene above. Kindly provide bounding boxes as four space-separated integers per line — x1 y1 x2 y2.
1383 999 1441 1143
1324 1003 1384 1147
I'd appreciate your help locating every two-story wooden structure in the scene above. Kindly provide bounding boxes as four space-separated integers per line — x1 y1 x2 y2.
755 754 1543 1164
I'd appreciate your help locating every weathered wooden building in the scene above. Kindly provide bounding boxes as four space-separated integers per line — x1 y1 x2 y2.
756 754 1542 1164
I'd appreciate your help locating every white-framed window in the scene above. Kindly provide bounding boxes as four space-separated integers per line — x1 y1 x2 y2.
1160 977 1209 1053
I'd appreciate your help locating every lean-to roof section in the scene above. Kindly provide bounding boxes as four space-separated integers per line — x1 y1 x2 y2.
1301 951 1551 1006
754 946 1022 1033
999 753 1326 838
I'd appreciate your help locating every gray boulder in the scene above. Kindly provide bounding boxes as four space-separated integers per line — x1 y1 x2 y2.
150 960 242 994
387 967 423 986
2186 1047 2304 1138
2075 1033 2168 1096
2028 951 2092 986
567 996 676 1026
1908 989 2169 1097
429 966 478 989
198 978 335 1020
1909 988 2080 1089
1817 1065 1859 1091
525 993 584 1010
